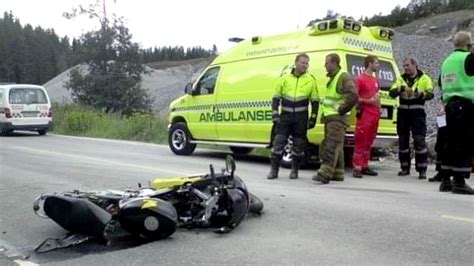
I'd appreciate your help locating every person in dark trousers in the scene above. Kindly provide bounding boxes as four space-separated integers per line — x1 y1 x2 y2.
429 102 448 182
352 55 381 178
312 53 358 184
439 31 474 195
267 53 319 180
389 57 434 179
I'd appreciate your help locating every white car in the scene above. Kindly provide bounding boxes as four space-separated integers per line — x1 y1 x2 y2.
0 84 53 135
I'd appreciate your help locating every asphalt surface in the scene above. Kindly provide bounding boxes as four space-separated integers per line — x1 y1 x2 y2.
1 132 473 265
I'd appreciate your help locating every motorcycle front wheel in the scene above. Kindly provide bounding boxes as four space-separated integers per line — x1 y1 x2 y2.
249 193 264 214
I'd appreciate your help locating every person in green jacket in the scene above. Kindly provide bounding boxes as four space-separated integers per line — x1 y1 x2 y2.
389 57 434 179
267 53 319 180
439 31 474 195
313 53 358 184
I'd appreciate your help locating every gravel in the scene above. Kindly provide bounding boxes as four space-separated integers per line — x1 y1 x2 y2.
391 31 455 157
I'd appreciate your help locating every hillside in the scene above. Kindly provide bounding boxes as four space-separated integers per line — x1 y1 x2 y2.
43 58 212 114
395 9 474 40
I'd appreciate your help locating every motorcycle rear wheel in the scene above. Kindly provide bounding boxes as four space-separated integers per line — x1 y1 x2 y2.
120 209 176 240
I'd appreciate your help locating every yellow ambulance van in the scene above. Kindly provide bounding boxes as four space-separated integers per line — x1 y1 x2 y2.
168 18 399 166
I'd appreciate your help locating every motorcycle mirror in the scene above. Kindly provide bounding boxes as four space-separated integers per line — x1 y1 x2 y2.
225 155 236 176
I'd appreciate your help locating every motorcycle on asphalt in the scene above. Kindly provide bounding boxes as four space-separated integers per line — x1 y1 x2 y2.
33 155 263 253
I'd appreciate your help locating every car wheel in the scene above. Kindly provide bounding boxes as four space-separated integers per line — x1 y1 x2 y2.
0 129 12 136
168 122 196 155
38 129 48 136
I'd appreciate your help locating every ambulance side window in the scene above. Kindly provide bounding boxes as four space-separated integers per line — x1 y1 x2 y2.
195 67 220 95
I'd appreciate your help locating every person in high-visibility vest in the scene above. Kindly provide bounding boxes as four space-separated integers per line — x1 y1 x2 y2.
439 31 474 195
389 57 434 180
313 53 357 184
428 102 448 183
267 53 319 180
352 55 381 178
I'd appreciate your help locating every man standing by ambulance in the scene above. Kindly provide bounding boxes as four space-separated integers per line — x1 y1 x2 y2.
389 58 434 179
267 53 319 180
313 53 358 184
352 55 381 178
439 31 474 194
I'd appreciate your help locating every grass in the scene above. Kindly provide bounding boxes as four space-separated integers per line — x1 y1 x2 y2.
51 102 168 144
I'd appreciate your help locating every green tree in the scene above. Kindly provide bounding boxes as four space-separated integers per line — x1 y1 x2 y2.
65 0 152 116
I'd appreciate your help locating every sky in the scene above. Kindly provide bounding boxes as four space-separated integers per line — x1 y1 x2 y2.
0 0 411 53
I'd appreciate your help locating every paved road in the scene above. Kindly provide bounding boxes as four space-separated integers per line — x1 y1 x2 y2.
1 133 473 265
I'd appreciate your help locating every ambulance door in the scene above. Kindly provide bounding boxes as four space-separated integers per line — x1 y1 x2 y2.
186 66 220 140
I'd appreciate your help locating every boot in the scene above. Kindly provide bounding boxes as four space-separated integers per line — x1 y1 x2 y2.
289 158 299 179
361 168 378 176
451 176 474 195
267 155 280 180
439 176 452 192
418 171 427 180
312 173 330 184
398 169 410 176
353 169 363 178
428 172 442 182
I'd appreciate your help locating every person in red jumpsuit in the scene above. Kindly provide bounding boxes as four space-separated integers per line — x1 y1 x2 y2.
353 55 381 178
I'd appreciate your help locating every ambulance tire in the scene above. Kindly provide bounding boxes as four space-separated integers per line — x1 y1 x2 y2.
280 141 309 169
280 151 293 169
229 147 253 155
168 122 196 155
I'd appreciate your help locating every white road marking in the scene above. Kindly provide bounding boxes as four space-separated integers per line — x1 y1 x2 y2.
8 146 192 176
14 260 39 266
441 215 474 224
50 133 170 148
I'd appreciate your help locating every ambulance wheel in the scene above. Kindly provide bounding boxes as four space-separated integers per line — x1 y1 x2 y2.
280 141 308 169
168 122 196 155
229 147 253 155
38 129 48 136
280 141 293 169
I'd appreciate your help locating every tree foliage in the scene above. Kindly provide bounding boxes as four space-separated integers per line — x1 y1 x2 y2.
65 0 152 116
142 45 215 63
307 0 474 27
0 12 79 84
0 10 215 86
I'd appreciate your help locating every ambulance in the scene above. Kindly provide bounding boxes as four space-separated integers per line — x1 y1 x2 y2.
0 84 53 135
167 18 399 166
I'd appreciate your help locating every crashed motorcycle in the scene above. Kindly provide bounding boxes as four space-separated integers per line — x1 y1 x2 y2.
33 155 263 253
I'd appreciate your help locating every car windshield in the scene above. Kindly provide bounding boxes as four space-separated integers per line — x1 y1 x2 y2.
9 88 48 104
